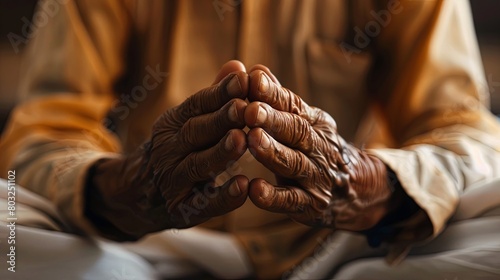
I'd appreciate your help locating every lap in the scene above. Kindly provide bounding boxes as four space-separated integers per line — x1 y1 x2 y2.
0 223 158 280
334 244 500 280
289 210 500 279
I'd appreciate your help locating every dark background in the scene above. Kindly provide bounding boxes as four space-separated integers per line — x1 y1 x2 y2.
0 0 499 133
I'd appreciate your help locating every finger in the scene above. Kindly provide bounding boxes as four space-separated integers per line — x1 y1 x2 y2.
248 64 281 86
176 129 247 182
248 70 314 119
175 71 249 121
248 178 314 213
247 128 318 183
189 175 249 219
212 60 247 85
180 99 246 150
244 101 318 154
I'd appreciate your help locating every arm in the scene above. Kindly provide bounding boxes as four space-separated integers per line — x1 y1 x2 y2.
0 0 132 235
242 0 500 264
0 0 250 240
365 0 500 261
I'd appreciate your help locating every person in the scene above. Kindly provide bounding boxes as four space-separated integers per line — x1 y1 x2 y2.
1 0 500 279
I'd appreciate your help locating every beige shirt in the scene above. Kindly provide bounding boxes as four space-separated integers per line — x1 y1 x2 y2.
1 0 500 278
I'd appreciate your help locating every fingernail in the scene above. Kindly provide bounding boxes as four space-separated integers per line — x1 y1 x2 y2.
229 180 241 197
227 75 241 96
228 102 238 122
259 131 271 149
225 133 234 151
255 105 267 125
258 73 269 93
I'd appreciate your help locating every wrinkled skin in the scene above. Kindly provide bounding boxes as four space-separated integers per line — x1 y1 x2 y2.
244 66 397 231
88 61 250 240
88 60 399 240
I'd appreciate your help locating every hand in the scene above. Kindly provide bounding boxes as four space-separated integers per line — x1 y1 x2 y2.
87 61 250 240
244 66 397 231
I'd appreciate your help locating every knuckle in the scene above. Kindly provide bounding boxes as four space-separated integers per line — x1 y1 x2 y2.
178 120 198 148
291 153 311 179
277 188 309 213
316 109 336 128
268 84 283 107
205 85 224 107
314 191 330 209
177 95 199 120
265 108 281 135
274 146 292 170
293 115 313 148
185 155 205 181
281 189 299 210
290 91 303 114
153 110 182 136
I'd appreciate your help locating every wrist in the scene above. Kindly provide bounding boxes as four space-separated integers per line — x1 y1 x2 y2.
361 167 420 247
84 157 141 241
330 143 396 230
84 142 160 240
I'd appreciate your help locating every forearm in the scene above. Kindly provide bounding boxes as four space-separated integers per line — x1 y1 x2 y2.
361 167 420 247
0 136 117 236
84 143 163 241
363 116 500 263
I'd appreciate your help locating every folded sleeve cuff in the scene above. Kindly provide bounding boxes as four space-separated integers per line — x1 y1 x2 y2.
18 149 122 237
367 147 459 235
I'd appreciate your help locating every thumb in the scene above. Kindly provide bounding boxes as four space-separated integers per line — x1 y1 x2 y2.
186 175 249 221
212 60 247 85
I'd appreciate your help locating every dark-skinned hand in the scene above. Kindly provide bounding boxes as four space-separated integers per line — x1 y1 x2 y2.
87 61 250 240
244 65 399 231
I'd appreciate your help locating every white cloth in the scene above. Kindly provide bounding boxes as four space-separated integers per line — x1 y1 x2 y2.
333 217 500 280
288 178 500 279
0 224 158 280
0 178 252 279
1 178 500 279
123 228 253 279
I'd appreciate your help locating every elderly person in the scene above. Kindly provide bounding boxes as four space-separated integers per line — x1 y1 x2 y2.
1 0 500 279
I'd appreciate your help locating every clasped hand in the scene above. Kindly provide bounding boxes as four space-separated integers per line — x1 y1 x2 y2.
151 61 395 231
244 65 394 231
90 60 396 240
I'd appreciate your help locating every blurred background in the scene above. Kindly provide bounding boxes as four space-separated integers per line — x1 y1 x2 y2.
0 0 499 133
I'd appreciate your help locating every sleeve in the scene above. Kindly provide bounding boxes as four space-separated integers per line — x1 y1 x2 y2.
0 0 133 235
361 0 500 262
